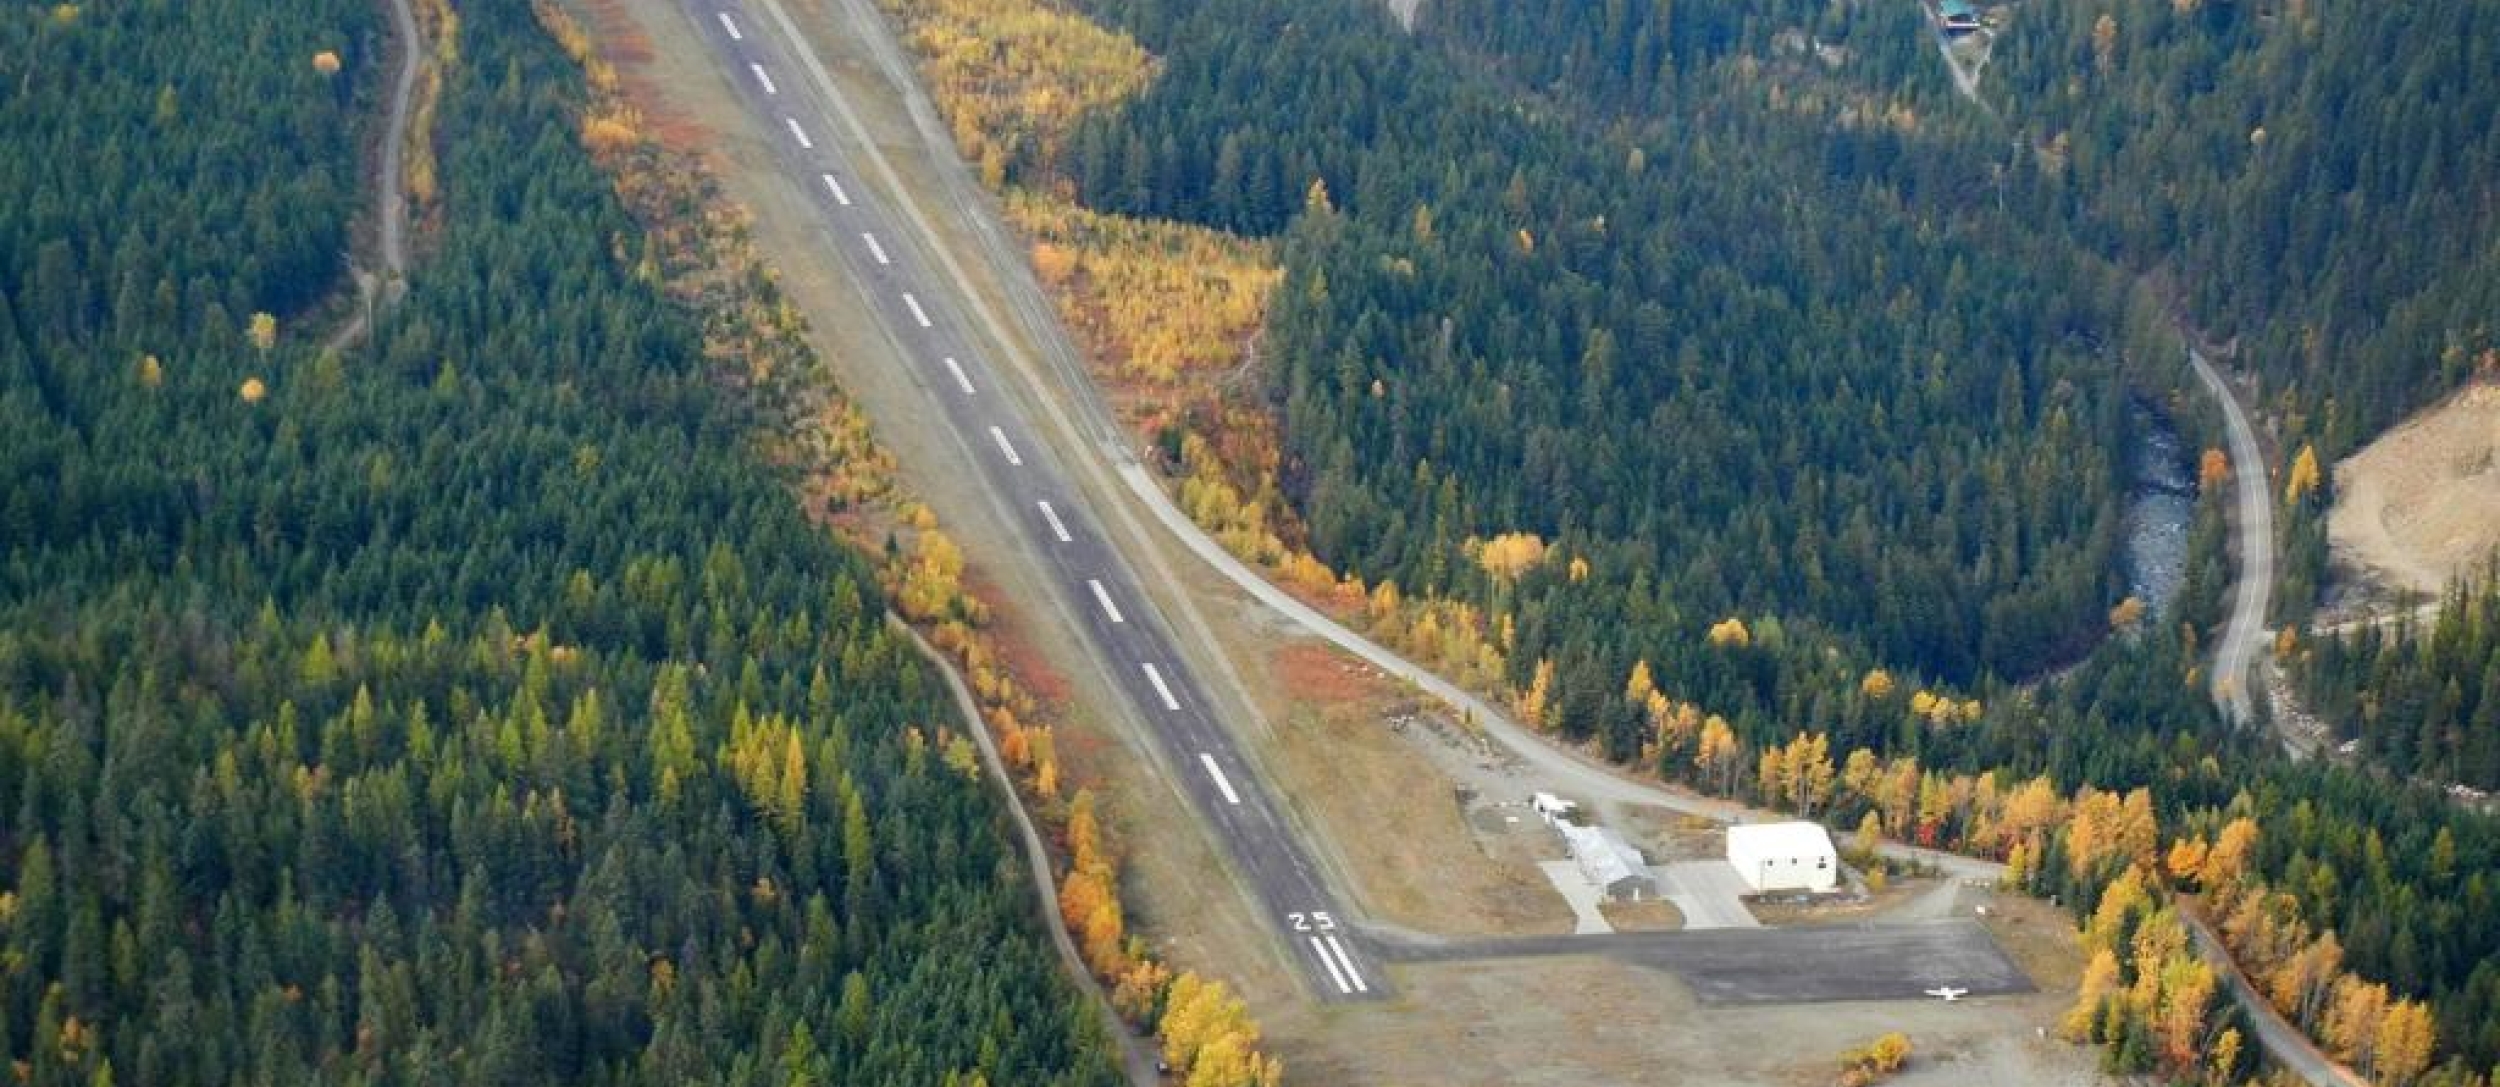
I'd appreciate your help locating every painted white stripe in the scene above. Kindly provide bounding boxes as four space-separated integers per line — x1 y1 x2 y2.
1198 753 1241 804
862 232 890 265
988 426 1022 466
717 11 744 39
820 174 851 206
1036 501 1073 542
749 63 777 94
1087 579 1125 623
942 356 975 395
1322 936 1369 993
1142 663 1181 711
783 117 812 149
901 291 931 328
1309 937 1354 994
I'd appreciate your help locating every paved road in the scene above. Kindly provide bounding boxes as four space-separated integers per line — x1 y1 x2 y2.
2190 347 2274 731
678 0 1387 1003
325 0 422 353
1375 921 2033 1006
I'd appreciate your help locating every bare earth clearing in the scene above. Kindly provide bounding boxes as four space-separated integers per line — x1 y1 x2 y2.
2328 382 2500 610
567 0 2102 1080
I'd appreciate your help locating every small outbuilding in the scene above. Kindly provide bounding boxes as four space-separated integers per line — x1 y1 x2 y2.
1563 824 1655 902
1727 821 1839 894
1530 791 1579 827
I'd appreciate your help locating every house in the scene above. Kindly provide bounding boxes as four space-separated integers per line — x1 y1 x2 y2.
1726 821 1839 894
1530 791 1579 827
1562 824 1656 902
1940 0 1983 35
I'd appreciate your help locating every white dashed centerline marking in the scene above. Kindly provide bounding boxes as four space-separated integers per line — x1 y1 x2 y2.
1037 501 1073 542
988 426 1022 466
749 63 777 94
1142 663 1181 711
783 117 812 149
1198 753 1242 805
1321 936 1369 993
820 174 851 206
942 356 975 395
901 291 932 328
717 11 743 39
1309 937 1353 994
862 232 890 265
1087 579 1125 623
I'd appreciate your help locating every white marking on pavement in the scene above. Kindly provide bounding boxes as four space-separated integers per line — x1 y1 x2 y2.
862 232 890 265
1322 936 1369 993
901 291 931 328
783 117 812 149
988 426 1022 466
1309 937 1354 994
1087 579 1125 623
1142 663 1181 711
749 63 777 94
1037 501 1073 542
820 174 851 206
717 11 744 39
1199 753 1242 805
943 356 975 395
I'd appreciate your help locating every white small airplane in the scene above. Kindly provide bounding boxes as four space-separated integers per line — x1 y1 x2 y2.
1924 986 1969 1002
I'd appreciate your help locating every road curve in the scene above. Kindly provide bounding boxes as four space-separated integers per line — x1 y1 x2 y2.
680 0 1389 1004
895 616 1162 1086
324 0 423 354
2183 909 2369 1087
2189 347 2274 731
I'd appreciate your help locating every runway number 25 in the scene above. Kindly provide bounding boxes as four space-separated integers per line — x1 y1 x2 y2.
1288 911 1336 932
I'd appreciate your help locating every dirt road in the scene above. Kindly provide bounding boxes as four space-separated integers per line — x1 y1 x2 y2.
324 0 423 353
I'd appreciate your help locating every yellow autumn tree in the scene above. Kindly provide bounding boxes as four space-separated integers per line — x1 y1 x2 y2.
1705 616 1751 648
1475 531 1547 581
239 377 268 403
1694 715 1742 794
312 50 342 75
247 311 278 351
1623 659 1655 704
2284 443 2322 504
1858 668 1895 701
136 353 163 388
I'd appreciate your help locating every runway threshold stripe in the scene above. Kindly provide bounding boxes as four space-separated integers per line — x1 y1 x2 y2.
1037 501 1073 542
1309 937 1354 994
1322 935 1369 993
783 117 812 148
717 11 743 39
901 292 932 328
820 174 851 206
1142 663 1181 711
988 426 1022 466
1087 579 1125 623
1198 753 1242 805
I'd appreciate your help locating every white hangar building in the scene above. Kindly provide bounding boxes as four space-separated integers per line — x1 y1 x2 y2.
1726 821 1839 894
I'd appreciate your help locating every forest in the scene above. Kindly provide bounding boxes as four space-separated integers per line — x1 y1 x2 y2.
0 1 1119 1083
1026 0 2500 1078
2296 566 2500 793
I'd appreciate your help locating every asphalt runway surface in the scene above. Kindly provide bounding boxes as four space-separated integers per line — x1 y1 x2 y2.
678 0 1388 1002
1376 920 2036 1006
